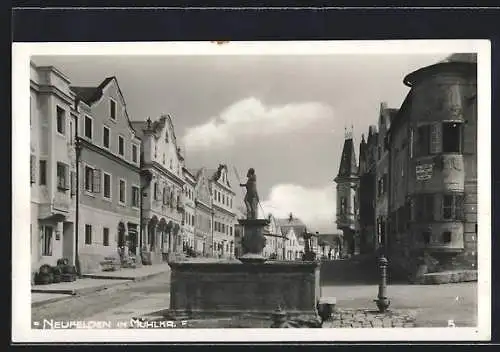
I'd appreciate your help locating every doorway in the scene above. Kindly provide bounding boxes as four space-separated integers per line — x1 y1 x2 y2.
62 222 74 265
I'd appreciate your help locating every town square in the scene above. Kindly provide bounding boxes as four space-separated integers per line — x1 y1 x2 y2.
25 49 479 331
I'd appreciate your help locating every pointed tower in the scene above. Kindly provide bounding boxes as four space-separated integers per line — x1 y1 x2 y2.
334 128 360 257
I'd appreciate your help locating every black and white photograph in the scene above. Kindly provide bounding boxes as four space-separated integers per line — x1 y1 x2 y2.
12 40 490 342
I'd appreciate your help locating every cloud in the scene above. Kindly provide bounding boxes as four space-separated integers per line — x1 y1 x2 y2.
259 184 336 233
182 97 334 151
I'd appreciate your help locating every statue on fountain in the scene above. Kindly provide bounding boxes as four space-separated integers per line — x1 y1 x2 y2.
239 168 259 220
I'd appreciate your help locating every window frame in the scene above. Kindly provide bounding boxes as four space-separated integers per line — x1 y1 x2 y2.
84 224 92 245
442 121 463 154
103 125 111 149
56 162 69 191
41 225 53 256
131 185 140 208
118 135 125 156
118 178 127 205
84 115 93 140
56 105 66 136
109 97 117 121
39 159 47 185
132 144 138 163
102 171 112 200
103 227 110 246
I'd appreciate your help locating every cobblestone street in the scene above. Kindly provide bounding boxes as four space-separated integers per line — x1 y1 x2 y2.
32 271 477 328
31 273 171 326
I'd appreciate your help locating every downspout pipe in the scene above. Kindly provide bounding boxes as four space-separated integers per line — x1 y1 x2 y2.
74 100 81 277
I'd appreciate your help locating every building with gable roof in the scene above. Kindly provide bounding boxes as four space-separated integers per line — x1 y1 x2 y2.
208 164 237 258
71 76 142 273
191 167 214 256
262 213 287 260
182 167 197 254
131 114 186 264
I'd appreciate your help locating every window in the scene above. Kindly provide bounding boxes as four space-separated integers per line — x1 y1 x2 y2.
42 226 53 256
230 226 233 236
169 159 172 169
103 126 110 149
109 99 116 120
119 179 126 204
70 171 76 196
84 166 100 193
132 186 140 207
162 153 165 165
118 136 124 156
85 224 92 244
163 187 168 205
84 116 93 139
442 194 464 220
222 194 225 205
340 197 347 214
103 228 110 246
153 183 158 200
416 125 430 157
132 145 138 163
39 160 47 185
442 122 462 153
442 231 452 243
56 106 65 135
56 162 68 191
30 155 36 184
103 173 111 199
70 116 76 144
422 231 431 245
230 198 232 208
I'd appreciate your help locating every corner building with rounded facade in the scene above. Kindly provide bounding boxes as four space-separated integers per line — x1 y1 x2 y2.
387 54 477 271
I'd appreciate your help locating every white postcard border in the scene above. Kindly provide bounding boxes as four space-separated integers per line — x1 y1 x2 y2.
12 40 491 342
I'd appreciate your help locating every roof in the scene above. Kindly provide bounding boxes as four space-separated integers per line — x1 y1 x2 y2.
403 53 477 87
336 138 358 178
70 77 114 105
71 76 139 138
277 216 307 237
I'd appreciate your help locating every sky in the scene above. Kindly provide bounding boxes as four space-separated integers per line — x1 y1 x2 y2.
32 53 448 233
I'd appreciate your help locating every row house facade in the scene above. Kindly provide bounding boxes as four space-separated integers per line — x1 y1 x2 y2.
262 214 286 260
30 63 77 271
131 115 186 264
192 167 214 256
71 77 142 274
358 126 377 254
209 164 237 258
375 103 398 253
182 168 197 252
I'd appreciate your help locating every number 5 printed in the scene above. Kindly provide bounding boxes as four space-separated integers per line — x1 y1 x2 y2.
448 319 456 327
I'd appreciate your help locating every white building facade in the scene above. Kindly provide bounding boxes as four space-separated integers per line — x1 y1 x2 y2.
30 62 77 273
209 164 237 258
131 115 186 264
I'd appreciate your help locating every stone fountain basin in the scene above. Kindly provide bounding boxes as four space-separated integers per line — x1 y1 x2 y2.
168 260 321 317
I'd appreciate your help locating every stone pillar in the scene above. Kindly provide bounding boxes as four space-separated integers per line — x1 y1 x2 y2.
238 218 270 264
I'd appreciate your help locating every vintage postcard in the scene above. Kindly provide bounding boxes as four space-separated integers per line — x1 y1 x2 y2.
12 40 491 342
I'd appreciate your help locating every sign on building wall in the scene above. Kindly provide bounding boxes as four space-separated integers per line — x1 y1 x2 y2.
416 163 433 181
